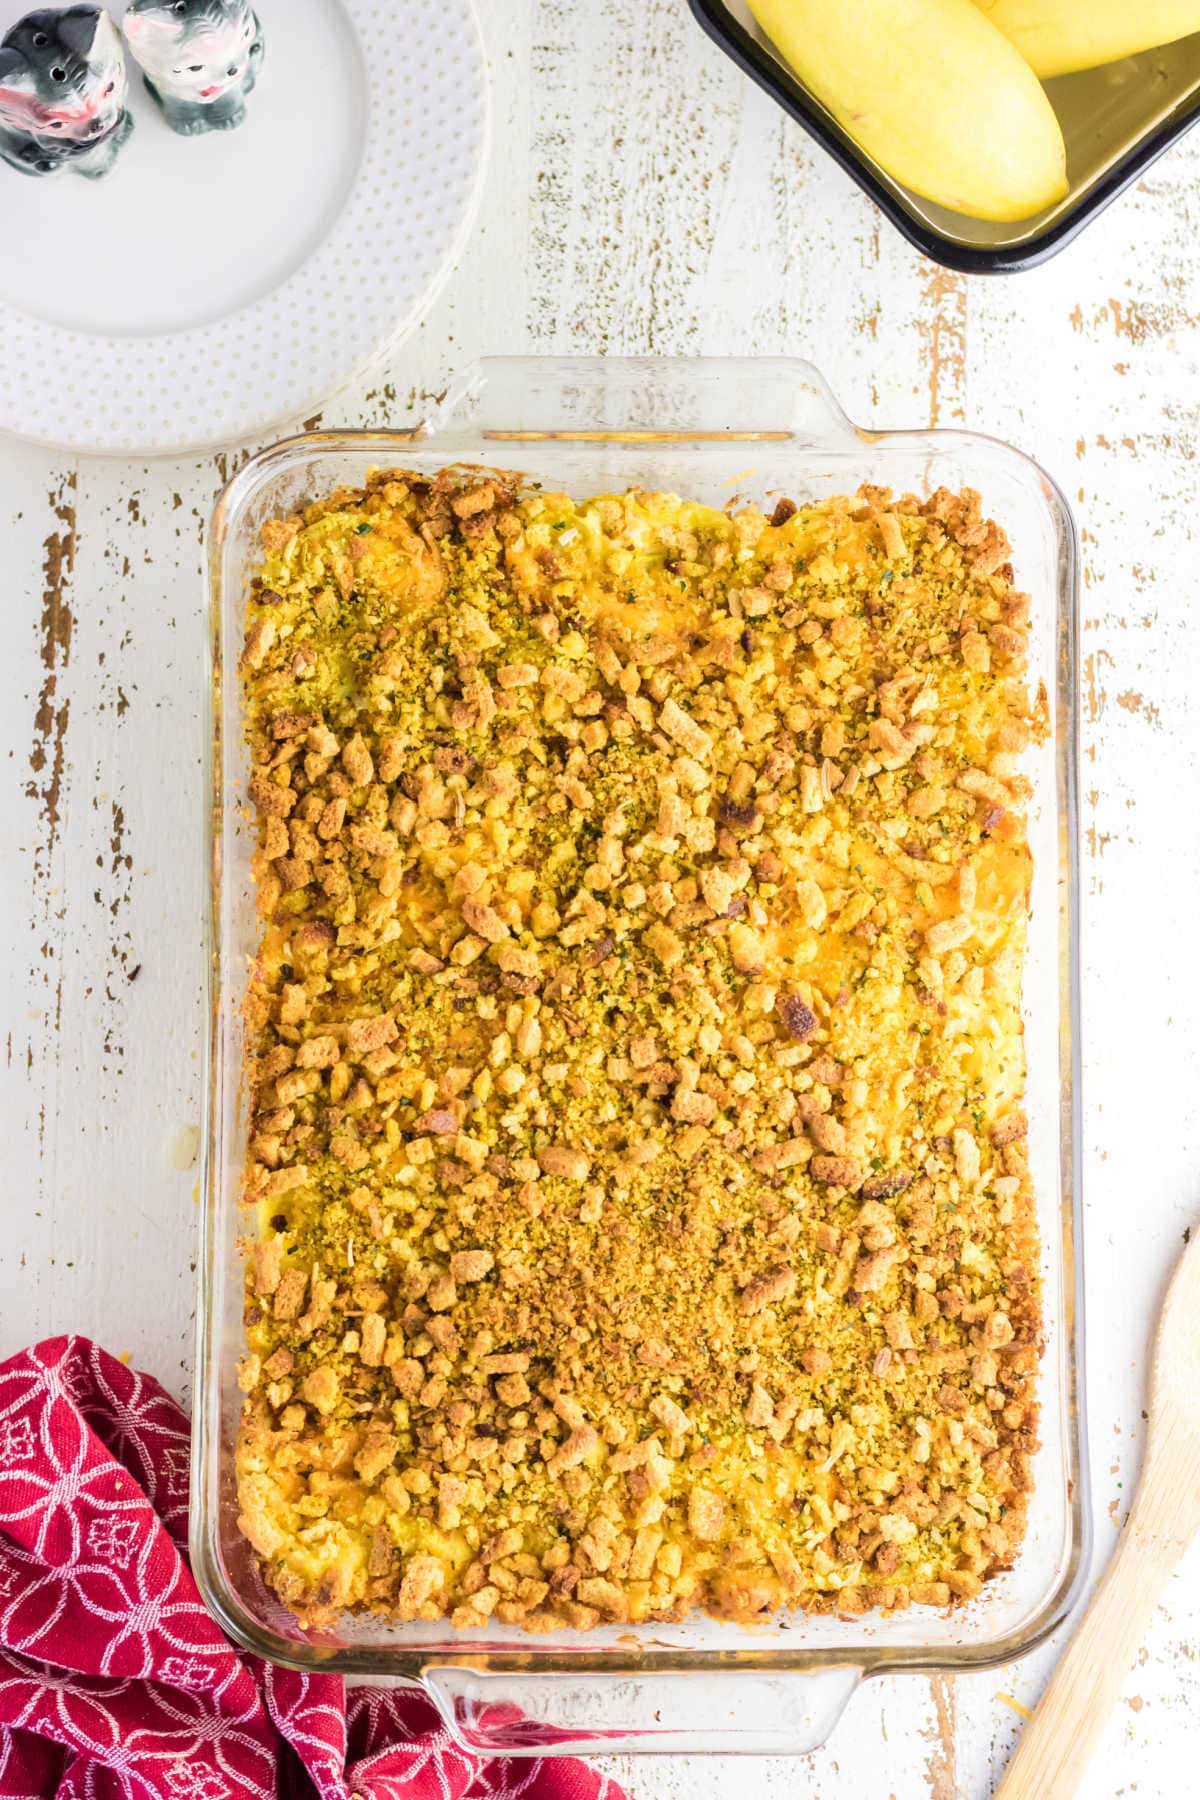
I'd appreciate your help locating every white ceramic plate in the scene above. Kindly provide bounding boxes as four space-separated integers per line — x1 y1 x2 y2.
0 0 489 455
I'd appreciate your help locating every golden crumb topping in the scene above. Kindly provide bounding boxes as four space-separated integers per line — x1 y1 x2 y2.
234 468 1042 1634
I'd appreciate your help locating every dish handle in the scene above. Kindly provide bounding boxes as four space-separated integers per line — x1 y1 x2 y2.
421 1663 864 1757
421 354 868 452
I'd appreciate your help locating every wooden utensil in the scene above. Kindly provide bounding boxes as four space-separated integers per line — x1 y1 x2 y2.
994 1228 1200 1799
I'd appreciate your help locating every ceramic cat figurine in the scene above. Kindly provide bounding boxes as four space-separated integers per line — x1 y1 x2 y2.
123 0 264 136
0 7 133 178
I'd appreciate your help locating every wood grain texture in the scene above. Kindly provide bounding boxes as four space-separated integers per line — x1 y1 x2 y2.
995 1467 1183 1799
3 4 1200 1794
995 1233 1200 1798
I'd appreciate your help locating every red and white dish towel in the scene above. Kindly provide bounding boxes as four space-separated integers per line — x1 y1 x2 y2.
0 1337 632 1800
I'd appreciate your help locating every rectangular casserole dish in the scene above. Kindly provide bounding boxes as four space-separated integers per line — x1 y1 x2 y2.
194 355 1088 1756
690 0 1200 274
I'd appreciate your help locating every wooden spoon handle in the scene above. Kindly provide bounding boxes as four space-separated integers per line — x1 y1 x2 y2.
994 1504 1178 1800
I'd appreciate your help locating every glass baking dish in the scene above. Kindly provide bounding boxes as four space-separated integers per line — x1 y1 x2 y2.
194 356 1088 1756
690 0 1200 273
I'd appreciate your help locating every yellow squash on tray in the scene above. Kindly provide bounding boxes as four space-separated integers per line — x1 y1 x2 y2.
747 0 1069 222
974 0 1200 77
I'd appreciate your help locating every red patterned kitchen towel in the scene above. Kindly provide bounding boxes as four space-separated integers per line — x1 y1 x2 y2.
0 1337 630 1800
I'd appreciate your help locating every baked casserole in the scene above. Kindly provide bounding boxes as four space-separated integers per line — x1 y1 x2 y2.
234 468 1042 1633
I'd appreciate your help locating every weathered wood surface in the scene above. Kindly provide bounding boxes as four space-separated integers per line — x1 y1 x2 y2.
3 4 1199 1793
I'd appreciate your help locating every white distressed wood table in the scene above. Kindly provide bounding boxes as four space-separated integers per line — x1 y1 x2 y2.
3 4 1199 1795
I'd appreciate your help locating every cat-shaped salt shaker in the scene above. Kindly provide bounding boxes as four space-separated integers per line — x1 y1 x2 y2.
0 7 133 178
123 0 264 136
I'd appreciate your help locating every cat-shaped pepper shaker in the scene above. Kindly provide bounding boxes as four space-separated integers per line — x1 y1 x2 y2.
0 7 133 178
123 0 264 136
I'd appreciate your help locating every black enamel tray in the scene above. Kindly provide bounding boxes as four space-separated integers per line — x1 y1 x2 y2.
690 0 1200 273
